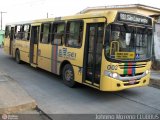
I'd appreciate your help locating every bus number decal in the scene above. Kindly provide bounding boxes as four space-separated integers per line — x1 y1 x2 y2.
58 48 76 60
107 65 118 70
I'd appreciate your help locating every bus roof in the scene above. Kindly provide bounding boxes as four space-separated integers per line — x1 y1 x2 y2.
5 10 152 26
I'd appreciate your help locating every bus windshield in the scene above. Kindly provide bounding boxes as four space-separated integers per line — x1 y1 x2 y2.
105 23 152 61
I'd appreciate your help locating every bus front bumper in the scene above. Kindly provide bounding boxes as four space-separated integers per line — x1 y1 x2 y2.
100 74 150 91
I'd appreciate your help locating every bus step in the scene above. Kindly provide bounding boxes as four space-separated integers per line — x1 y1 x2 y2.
31 63 37 68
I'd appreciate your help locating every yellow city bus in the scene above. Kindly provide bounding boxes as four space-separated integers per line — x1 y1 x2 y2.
4 11 152 91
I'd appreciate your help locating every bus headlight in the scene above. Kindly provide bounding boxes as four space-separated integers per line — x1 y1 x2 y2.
104 71 119 79
145 70 150 75
112 73 118 78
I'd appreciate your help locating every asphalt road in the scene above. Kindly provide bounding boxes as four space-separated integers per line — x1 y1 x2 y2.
0 48 160 114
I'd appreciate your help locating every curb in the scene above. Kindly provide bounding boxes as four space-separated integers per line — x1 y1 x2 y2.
0 101 36 114
0 72 37 114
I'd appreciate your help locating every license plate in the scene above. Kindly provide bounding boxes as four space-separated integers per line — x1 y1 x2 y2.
129 79 136 84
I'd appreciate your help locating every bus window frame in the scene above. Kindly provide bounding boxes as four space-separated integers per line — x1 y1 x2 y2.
40 22 52 44
65 20 84 48
104 22 152 63
22 24 31 41
15 25 23 40
51 21 66 46
5 25 11 38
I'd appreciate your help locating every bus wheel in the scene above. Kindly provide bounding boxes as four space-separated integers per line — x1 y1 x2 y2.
15 50 21 64
62 64 76 87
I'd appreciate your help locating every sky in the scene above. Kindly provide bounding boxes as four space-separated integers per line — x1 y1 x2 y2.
1 0 160 29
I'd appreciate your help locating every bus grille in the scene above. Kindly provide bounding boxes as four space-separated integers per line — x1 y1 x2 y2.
119 63 146 69
120 72 143 77
124 81 140 86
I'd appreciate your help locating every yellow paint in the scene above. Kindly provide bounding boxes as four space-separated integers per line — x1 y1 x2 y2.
38 44 52 72
4 38 10 55
83 82 99 90
31 63 37 67
100 74 150 91
31 23 41 26
100 49 151 91
72 66 82 83
13 40 30 62
83 18 106 23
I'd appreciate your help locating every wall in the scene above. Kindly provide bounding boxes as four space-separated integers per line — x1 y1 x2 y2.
0 30 5 46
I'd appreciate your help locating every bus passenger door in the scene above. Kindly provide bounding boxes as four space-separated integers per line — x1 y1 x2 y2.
30 26 40 65
84 23 104 86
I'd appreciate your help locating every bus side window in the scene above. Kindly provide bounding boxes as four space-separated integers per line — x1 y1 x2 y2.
5 26 11 38
52 23 65 45
40 23 51 44
15 25 23 40
22 24 30 40
66 21 83 48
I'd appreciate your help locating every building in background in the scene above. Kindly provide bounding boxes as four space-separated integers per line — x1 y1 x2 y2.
78 4 160 16
150 14 160 70
151 14 160 61
0 30 4 47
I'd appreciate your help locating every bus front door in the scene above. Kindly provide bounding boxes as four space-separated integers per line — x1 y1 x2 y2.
84 23 104 86
30 26 40 65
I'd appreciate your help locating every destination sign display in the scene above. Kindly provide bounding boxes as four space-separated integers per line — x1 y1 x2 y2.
115 52 135 59
117 12 152 25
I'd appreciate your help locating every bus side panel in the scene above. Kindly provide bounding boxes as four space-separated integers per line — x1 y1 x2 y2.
50 44 59 74
72 66 83 83
4 38 10 55
50 22 87 83
61 22 86 83
14 40 30 63
56 45 84 83
38 44 52 72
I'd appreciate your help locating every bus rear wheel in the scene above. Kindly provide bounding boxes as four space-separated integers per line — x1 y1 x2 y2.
15 50 21 64
62 64 76 88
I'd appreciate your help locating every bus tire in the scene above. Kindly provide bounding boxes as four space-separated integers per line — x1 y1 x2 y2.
15 50 21 64
62 64 76 88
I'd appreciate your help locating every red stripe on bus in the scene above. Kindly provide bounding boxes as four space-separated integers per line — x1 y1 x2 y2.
52 45 55 73
53 45 57 73
128 63 132 74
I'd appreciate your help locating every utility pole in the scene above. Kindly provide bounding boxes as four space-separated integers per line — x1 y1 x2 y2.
0 11 7 30
46 13 53 18
47 12 48 18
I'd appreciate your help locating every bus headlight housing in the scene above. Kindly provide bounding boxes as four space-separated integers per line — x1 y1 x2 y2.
145 70 150 75
104 71 119 79
112 73 118 78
